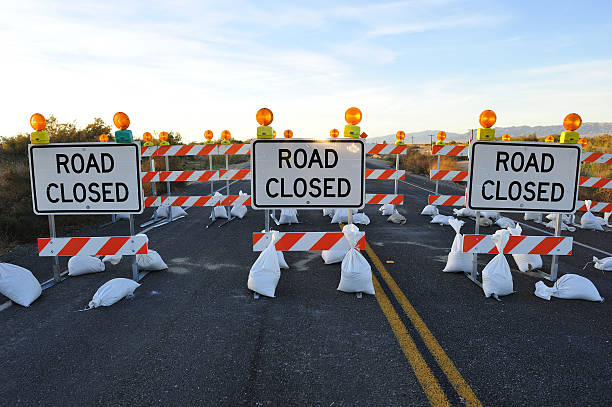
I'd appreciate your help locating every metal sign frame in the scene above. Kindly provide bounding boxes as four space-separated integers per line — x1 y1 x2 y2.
29 142 143 215
467 141 581 213
250 139 365 209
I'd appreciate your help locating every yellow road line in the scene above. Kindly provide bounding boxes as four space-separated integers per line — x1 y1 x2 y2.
365 241 483 407
371 274 451 406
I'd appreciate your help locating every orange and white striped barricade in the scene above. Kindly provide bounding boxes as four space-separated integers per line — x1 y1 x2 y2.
431 144 469 195
38 235 149 257
252 231 365 252
461 234 573 282
427 195 612 213
365 143 408 210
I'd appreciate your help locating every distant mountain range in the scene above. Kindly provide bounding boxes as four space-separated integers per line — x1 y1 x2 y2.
368 122 612 144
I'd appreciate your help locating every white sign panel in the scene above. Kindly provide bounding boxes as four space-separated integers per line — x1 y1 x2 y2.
29 143 143 215
468 141 581 213
251 139 365 209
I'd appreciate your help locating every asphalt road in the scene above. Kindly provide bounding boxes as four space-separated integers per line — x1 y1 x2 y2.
1 157 610 406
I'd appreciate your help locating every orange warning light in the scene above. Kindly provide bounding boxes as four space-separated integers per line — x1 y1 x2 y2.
396 131 405 141
159 131 168 141
502 134 511 141
563 113 582 131
437 131 446 141
284 130 293 138
143 132 153 142
345 107 362 125
204 130 213 140
221 130 231 140
30 113 46 131
273 130 277 138
113 112 130 130
256 108 273 126
330 129 339 138
479 110 496 128
99 134 109 142
545 135 555 143
579 137 588 148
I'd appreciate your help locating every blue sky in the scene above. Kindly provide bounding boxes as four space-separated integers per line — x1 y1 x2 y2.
2 0 611 141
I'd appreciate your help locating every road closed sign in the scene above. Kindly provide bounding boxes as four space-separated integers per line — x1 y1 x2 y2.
29 143 143 215
467 141 581 213
251 139 365 209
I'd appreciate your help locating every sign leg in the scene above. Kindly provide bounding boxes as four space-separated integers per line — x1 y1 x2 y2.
129 215 139 281
471 211 480 281
265 210 270 232
348 210 353 225
48 215 61 283
550 213 563 282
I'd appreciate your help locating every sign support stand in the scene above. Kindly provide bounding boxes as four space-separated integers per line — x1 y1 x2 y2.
550 214 563 281
165 156 171 195
49 215 61 282
466 211 481 287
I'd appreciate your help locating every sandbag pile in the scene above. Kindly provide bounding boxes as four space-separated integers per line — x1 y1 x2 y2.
580 201 604 231
155 205 188 219
453 207 476 218
337 224 375 295
88 278 141 308
507 224 542 272
593 256 612 271
68 256 105 276
534 274 603 302
248 231 283 297
494 217 516 229
421 205 439 216
379 204 394 216
443 218 472 273
210 192 228 220
331 209 367 224
0 263 42 307
481 229 514 299
430 214 454 225
230 191 248 219
278 209 299 225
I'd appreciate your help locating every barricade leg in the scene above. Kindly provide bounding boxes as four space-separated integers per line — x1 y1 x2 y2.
394 154 399 208
165 156 171 195
150 157 157 197
209 155 214 195
129 215 145 281
549 213 563 281
435 155 440 194
49 215 61 282
466 211 482 288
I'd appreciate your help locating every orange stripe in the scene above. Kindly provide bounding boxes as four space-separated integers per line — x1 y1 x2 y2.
176 145 193 156
96 236 129 255
309 233 343 250
399 172 405 180
452 171 468 181
380 170 395 179
529 237 564 255
172 196 189 206
198 171 215 181
57 238 90 256
356 236 365 250
365 169 374 178
428 195 440 205
432 170 448 181
592 178 611 188
218 170 227 179
449 146 466 156
193 196 212 206
391 195 403 204
144 197 157 207
462 235 484 253
159 171 171 181
390 145 406 154
252 233 265 247
275 232 306 251
368 144 385 154
232 169 250 180
155 146 171 156
176 171 194 181
443 196 462 205
368 194 384 204
224 144 241 155
503 236 526 253
38 238 51 253
220 196 237 206
583 152 602 162
142 172 156 183
197 145 215 155
244 196 252 205
579 176 588 185
136 243 148 254
432 145 442 155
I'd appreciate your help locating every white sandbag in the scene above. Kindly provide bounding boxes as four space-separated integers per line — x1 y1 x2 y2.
68 256 105 276
544 220 576 232
601 212 611 227
277 251 289 269
102 254 123 265
495 217 516 229
534 274 603 302
453 207 476 218
88 278 141 308
545 213 574 224
278 209 298 224
482 229 514 298
443 218 472 273
136 250 167 271
209 192 228 219
478 217 493 227
230 190 248 219
0 263 42 307
430 214 454 225
421 205 439 216
593 256 612 271
330 209 357 224
524 212 542 223
248 231 282 297
379 204 394 216
580 201 604 231
387 210 406 224
156 205 188 219
353 213 370 225
323 208 335 217
337 224 375 295
507 224 542 272
481 211 500 221
322 249 348 264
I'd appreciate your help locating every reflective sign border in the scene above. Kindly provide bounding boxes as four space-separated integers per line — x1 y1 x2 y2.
28 142 143 215
251 138 365 209
467 141 582 213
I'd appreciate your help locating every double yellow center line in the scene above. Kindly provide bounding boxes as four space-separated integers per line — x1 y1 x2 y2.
347 226 483 406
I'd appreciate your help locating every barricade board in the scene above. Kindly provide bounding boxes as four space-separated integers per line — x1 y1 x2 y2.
251 139 365 209
467 141 581 213
29 143 143 215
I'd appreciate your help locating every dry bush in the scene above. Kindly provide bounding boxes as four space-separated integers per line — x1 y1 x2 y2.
398 147 462 175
